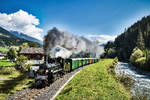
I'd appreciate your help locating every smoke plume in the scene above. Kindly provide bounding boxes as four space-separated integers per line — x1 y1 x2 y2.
44 27 103 58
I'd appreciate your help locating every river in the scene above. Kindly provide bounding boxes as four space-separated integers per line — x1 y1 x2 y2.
115 62 150 98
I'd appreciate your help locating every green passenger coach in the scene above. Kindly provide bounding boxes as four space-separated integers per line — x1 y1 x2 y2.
64 58 99 71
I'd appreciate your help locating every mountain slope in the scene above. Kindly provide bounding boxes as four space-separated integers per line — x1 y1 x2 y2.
0 27 40 46
104 15 150 61
10 31 42 45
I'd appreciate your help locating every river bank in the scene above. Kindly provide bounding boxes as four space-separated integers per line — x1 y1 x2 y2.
115 62 150 98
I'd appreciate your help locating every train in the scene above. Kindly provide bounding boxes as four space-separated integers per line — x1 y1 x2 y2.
33 57 99 88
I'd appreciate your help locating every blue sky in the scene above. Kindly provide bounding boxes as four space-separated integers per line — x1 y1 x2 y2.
0 0 150 41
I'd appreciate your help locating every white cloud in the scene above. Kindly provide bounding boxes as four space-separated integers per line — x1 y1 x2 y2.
87 34 117 44
0 10 43 41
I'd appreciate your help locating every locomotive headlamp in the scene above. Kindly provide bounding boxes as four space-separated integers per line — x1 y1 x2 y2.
45 69 49 73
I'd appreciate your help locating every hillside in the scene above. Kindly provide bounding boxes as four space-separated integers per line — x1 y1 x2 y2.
10 31 42 45
104 15 150 61
0 27 41 46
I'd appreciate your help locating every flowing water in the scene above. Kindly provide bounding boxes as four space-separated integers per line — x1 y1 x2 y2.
115 62 150 98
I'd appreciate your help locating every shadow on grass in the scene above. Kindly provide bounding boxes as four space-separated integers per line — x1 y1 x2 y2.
0 74 26 94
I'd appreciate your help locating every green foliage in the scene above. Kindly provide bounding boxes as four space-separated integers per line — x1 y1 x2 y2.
107 57 118 75
106 48 116 58
135 57 146 68
114 57 118 63
104 41 115 50
116 73 134 91
29 42 39 47
101 48 116 58
104 15 150 61
16 55 27 66
136 27 145 50
130 48 150 70
7 48 17 61
129 48 144 65
21 42 29 48
15 55 29 72
18 42 29 53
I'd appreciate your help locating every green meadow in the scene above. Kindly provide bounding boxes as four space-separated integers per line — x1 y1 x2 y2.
56 59 131 100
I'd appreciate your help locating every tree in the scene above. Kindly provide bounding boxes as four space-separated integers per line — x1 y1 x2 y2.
7 48 17 61
22 42 29 48
29 42 38 48
130 48 144 65
18 42 29 53
136 25 145 50
106 48 116 58
15 55 29 72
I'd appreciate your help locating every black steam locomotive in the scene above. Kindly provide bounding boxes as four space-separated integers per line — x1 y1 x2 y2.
33 57 64 88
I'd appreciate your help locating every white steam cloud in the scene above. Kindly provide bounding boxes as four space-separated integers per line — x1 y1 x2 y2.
0 10 43 40
44 28 103 58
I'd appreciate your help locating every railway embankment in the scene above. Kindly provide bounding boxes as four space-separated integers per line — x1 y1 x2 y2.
56 59 131 100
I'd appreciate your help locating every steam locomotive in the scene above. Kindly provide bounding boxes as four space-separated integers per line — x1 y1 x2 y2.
33 56 99 88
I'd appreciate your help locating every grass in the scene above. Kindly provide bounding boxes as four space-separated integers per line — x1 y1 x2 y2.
0 67 33 100
0 60 15 67
56 59 131 100
0 47 9 53
0 33 10 38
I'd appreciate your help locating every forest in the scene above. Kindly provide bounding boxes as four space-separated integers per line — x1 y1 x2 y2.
102 15 150 70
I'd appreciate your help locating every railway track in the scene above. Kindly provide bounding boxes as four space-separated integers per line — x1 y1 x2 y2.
15 86 48 100
14 73 62 100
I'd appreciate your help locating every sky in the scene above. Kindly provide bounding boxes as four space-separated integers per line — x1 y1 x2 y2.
0 0 150 42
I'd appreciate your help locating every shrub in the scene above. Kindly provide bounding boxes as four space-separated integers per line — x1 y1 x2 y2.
135 57 146 68
130 48 144 65
114 57 118 64
106 48 116 58
7 48 17 61
107 57 118 75
15 55 29 72
117 73 134 90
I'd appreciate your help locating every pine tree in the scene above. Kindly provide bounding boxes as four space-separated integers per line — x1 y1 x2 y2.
136 25 145 50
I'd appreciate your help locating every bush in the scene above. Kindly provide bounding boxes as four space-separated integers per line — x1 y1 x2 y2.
130 48 144 65
135 57 146 68
106 48 116 58
117 73 134 91
7 48 17 61
107 57 118 75
114 57 118 64
15 55 29 72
